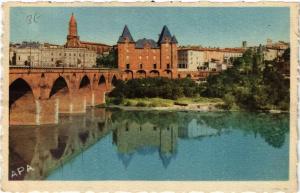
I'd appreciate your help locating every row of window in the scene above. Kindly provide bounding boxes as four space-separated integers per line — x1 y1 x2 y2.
50 53 95 57
126 63 172 70
178 64 188 68
18 54 95 61
126 55 170 60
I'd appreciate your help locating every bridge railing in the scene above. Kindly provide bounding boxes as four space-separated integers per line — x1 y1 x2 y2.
9 65 118 71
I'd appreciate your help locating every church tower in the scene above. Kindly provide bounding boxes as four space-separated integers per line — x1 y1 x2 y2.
66 13 81 47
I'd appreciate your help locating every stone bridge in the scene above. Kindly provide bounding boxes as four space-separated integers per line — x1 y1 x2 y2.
9 66 121 125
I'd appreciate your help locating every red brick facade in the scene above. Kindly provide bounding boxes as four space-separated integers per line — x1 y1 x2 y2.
65 13 112 55
117 25 178 80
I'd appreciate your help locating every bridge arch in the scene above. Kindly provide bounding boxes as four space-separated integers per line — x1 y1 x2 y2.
98 75 106 87
79 75 91 90
49 76 70 98
164 70 173 79
9 78 37 125
149 70 160 78
136 70 146 78
78 75 93 107
48 76 71 114
111 75 118 86
123 70 133 80
9 78 35 108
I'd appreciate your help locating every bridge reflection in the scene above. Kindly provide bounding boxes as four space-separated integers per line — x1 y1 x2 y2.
9 108 112 180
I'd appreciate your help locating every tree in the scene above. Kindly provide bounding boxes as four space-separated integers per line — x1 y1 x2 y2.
203 48 289 111
97 50 117 68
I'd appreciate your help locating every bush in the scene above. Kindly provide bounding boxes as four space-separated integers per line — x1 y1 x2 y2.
109 77 204 100
124 101 134 106
112 97 124 105
136 102 147 107
223 93 235 110
149 102 159 107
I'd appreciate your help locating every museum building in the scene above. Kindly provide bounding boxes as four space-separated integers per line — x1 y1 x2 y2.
117 25 178 80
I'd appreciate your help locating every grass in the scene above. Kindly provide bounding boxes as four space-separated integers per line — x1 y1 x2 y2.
123 98 174 107
106 96 223 108
175 97 223 104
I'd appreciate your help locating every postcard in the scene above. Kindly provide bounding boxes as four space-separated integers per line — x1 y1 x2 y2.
1 2 298 192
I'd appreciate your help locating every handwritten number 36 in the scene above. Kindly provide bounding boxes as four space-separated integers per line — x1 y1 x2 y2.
26 14 40 24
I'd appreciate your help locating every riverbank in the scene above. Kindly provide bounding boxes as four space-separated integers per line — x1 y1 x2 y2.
100 97 288 113
103 97 226 112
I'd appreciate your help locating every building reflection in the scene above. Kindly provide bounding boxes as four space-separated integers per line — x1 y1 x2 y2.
111 111 178 168
9 108 112 180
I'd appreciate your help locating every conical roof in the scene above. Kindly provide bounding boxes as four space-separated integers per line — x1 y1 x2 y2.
158 25 172 44
171 35 178 44
118 25 135 43
69 13 77 24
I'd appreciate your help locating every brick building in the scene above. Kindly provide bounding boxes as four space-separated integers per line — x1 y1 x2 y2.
117 25 178 80
66 13 112 56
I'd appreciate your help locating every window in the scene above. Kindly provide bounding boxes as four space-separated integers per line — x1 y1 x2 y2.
74 53 76 56
167 64 170 69
18 56 20 60
69 53 71 56
51 58 53 62
153 64 157 69
59 53 61 56
140 64 143 69
126 64 130 69
64 53 66 56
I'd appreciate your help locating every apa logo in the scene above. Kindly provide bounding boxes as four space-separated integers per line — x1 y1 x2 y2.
11 165 34 179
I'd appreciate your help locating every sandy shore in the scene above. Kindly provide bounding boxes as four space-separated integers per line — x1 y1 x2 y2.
102 103 288 113
105 103 225 112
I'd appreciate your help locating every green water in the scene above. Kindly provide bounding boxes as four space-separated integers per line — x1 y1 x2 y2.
9 108 289 180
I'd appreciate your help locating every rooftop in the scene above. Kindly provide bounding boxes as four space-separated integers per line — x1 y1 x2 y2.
135 38 159 49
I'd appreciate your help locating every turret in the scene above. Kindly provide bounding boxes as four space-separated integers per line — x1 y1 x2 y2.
158 25 177 72
117 25 135 71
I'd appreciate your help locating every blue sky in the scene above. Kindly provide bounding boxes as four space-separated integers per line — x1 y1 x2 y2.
10 7 290 47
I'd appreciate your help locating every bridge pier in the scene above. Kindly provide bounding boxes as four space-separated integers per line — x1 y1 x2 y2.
38 99 59 124
93 90 106 106
10 97 59 126
69 93 87 113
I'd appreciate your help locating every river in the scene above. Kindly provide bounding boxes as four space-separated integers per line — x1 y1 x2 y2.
9 108 289 181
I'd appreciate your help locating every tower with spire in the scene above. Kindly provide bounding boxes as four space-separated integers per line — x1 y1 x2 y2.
66 13 81 48
117 25 178 79
65 13 112 55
